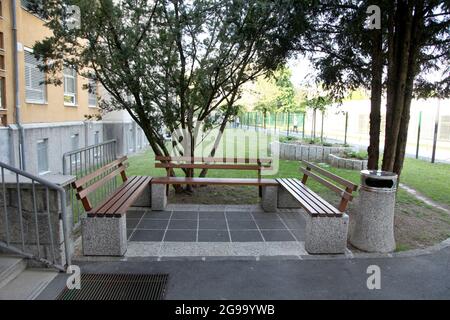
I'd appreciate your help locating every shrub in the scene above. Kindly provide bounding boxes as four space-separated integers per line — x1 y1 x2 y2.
343 150 368 160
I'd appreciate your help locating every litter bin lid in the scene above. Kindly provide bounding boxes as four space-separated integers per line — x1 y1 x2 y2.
361 170 398 180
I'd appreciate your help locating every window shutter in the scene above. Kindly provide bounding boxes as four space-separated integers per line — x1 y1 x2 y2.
25 51 46 103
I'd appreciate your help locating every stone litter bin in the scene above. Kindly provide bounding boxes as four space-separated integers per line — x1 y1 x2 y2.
349 170 398 253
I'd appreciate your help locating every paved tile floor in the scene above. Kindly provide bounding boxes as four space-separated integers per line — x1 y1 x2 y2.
126 206 306 244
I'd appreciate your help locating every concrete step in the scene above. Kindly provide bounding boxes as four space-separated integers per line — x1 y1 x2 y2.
0 269 59 300
0 255 27 289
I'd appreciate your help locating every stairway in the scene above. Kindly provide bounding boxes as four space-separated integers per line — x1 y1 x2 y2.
0 255 58 300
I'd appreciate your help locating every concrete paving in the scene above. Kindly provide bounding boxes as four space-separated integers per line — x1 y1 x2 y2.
0 269 58 300
39 246 450 300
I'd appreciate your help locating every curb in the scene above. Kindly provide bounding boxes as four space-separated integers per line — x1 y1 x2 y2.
71 237 450 263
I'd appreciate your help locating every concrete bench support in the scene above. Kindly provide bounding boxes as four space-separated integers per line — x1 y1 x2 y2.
278 187 303 209
303 212 349 254
261 186 278 212
151 184 167 211
81 216 127 256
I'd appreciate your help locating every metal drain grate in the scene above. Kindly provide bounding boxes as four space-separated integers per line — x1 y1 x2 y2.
57 274 169 300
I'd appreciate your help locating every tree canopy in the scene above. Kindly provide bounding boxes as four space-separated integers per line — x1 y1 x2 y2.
31 0 312 183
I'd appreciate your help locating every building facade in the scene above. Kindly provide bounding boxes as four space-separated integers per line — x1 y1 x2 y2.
0 1 149 175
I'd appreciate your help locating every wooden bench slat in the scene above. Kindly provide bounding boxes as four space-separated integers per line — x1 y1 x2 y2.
155 156 272 164
114 177 152 215
90 176 142 216
279 178 339 216
151 177 278 186
277 179 323 215
95 176 148 216
72 156 127 189
77 165 126 200
155 163 271 170
102 176 150 216
287 178 341 216
299 168 354 201
302 161 358 191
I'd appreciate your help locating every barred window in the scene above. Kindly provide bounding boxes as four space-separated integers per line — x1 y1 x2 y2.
25 50 46 103
37 139 49 174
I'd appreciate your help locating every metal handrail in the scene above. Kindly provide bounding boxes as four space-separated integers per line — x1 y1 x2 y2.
0 161 71 271
62 139 117 175
62 139 118 227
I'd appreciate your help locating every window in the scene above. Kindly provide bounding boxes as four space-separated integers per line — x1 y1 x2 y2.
0 32 4 50
128 128 134 152
21 0 47 19
25 50 46 103
0 77 5 109
64 67 77 105
137 129 142 149
71 134 80 164
93 131 100 158
71 133 79 150
88 79 97 107
439 116 450 141
37 139 49 174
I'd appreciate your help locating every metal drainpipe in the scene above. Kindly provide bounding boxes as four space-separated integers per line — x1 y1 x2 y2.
11 0 26 170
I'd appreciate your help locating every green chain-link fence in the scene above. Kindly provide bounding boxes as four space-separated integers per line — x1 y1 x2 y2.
240 112 306 134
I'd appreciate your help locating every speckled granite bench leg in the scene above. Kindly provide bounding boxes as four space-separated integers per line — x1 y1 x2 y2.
303 212 349 254
132 183 152 208
261 186 278 212
81 216 127 256
278 187 303 209
151 184 167 211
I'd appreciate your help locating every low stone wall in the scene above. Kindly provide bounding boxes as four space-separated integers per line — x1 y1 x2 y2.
0 175 76 267
327 154 368 171
271 142 352 162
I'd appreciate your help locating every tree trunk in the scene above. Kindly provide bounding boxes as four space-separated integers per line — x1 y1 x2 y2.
382 1 414 172
198 112 232 178
367 26 383 170
393 2 424 177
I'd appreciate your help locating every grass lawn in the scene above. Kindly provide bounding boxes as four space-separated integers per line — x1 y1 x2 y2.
126 128 450 251
401 158 450 207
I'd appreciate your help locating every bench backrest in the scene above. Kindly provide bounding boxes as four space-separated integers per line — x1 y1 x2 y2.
72 156 128 212
155 156 273 177
300 160 359 212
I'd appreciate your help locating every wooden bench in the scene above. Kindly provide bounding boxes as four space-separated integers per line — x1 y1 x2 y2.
277 161 358 217
72 156 152 217
155 156 273 196
277 160 359 254
152 156 278 212
73 156 152 256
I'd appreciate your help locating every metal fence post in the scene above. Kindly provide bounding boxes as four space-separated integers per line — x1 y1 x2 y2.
287 112 290 136
344 112 349 145
431 101 441 164
302 112 305 139
416 111 422 159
